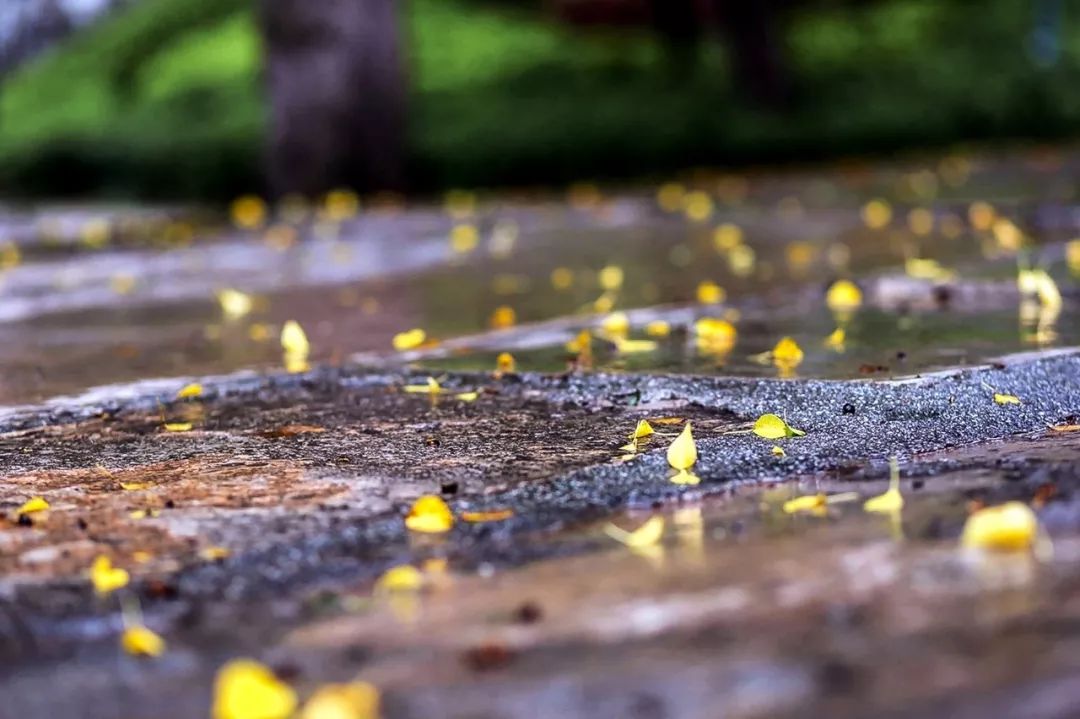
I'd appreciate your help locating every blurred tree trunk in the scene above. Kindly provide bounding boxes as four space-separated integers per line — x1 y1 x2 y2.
259 0 407 197
714 0 791 108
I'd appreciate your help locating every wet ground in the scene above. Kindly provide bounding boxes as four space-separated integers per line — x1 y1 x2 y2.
3 147 1080 717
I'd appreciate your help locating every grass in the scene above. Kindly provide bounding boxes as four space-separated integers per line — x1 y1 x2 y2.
2 0 1080 199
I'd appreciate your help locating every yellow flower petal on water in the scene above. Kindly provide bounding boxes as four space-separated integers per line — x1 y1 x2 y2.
177 383 203 399
657 182 685 213
771 445 786 457
217 289 253 319
631 420 654 440
961 502 1039 552
694 318 737 352
670 470 701 486
712 223 743 251
598 265 624 291
683 191 713 222
375 565 424 593
230 195 267 230
405 495 454 533
994 393 1021 405
905 257 954 282
17 496 49 515
605 516 664 547
861 198 892 229
644 320 670 337
300 682 380 719
449 224 480 254
404 377 442 394
90 555 129 595
1018 268 1063 310
753 414 805 439
614 337 658 354
772 337 804 367
566 329 592 354
783 494 826 514
461 509 514 523
667 422 697 471
201 546 231 561
696 280 725 304
550 267 574 290
489 305 516 329
122 625 166 657
213 659 297 719
495 352 516 374
120 482 150 491
163 422 193 432
455 391 479 402
280 320 310 356
825 280 862 312
600 311 630 338
864 457 904 513
824 327 846 351
392 328 426 351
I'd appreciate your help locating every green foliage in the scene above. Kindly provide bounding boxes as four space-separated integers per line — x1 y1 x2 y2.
2 0 1080 198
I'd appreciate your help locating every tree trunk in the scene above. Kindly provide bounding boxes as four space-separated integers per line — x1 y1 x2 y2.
259 0 407 197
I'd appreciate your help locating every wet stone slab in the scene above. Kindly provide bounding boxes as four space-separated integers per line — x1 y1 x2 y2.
0 348 1079 718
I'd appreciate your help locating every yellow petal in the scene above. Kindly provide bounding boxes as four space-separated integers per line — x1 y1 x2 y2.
566 329 592 354
460 509 514 522
861 198 892 229
864 457 904 513
17 496 49 515
824 327 846 350
489 305 517 329
405 495 454 533
122 625 166 657
212 659 298 719
217 288 254 319
696 280 725 304
164 422 193 432
605 516 664 547
375 565 424 593
631 420 655 440
670 470 701 486
614 337 658 354
449 224 480 253
666 422 697 471
753 414 805 439
826 279 862 312
600 312 630 338
300 682 380 719
598 265 624 291
404 377 442 394
120 482 151 491
90 555 129 595
772 337 804 367
694 318 737 351
994 393 1021 405
455 391 479 402
201 546 231 561
392 328 427 351
783 494 826 514
771 445 786 457
230 195 267 230
280 320 310 356
961 502 1039 552
712 222 743 251
177 383 203 399
644 320 670 337
495 352 516 374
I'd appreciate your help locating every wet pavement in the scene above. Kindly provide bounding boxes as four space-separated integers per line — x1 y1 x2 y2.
3 147 1080 717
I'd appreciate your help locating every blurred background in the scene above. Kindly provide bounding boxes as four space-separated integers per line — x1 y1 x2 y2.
1 0 1078 200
